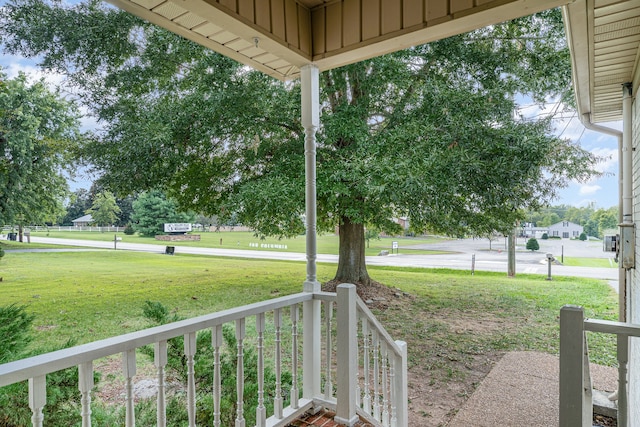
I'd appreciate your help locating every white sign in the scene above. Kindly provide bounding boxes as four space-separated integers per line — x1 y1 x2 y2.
392 241 398 249
164 223 192 233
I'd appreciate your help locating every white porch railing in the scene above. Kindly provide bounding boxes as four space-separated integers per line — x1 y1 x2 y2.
559 305 638 427
0 284 407 427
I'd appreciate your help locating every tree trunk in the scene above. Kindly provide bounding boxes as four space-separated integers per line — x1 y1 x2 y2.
334 216 371 286
18 224 23 243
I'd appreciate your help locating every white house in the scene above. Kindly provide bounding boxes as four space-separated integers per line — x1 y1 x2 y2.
547 221 584 239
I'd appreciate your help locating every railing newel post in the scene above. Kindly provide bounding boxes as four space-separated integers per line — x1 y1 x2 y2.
393 340 408 427
559 305 591 427
334 284 359 426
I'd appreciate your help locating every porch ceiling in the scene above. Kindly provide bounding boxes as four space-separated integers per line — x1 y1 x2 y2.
105 0 571 80
564 0 640 123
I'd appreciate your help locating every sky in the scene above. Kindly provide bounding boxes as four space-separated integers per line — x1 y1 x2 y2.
0 6 623 210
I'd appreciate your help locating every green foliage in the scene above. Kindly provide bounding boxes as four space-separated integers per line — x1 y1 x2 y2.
526 238 540 251
123 224 135 235
0 304 34 364
131 190 194 237
0 246 4 259
0 71 83 226
86 190 121 226
364 228 380 248
541 233 548 240
579 232 587 241
0 3 601 283
0 305 108 426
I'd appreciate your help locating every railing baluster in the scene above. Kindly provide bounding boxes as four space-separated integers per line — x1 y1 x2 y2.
28 375 46 427
274 308 283 419
290 304 299 409
362 318 372 415
212 325 223 427
324 300 333 399
256 313 266 427
372 330 381 422
236 318 246 427
382 342 390 427
184 332 197 427
355 312 361 408
79 361 93 427
123 349 136 427
155 340 168 427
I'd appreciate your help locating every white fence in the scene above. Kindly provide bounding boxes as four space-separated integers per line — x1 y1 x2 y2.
0 285 407 427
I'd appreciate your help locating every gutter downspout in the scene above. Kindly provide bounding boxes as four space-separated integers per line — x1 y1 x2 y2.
579 112 625 321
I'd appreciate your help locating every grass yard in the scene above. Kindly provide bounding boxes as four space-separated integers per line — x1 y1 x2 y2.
0 249 619 426
560 256 617 268
28 230 450 256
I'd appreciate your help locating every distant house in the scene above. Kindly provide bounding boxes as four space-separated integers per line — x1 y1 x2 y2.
548 221 583 239
72 214 93 227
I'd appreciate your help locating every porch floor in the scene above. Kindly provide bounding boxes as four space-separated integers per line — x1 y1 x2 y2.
448 351 618 427
287 409 375 426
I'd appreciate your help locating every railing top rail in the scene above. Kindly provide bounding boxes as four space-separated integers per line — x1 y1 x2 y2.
584 318 640 337
355 298 402 356
0 292 313 387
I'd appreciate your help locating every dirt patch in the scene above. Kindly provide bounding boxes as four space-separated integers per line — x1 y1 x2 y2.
322 279 410 309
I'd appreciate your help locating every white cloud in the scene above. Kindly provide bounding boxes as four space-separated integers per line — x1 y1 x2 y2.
580 184 601 195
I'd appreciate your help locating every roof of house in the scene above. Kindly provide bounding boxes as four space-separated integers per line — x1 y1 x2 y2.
72 214 93 223
104 0 569 81
564 1 640 123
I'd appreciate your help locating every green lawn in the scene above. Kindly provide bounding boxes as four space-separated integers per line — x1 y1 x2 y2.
559 256 616 268
28 230 450 256
0 249 618 367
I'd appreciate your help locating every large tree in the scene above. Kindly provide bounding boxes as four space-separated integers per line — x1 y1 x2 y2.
1 1 600 286
0 70 82 235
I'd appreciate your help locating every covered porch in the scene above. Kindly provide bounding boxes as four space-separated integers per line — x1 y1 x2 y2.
1 0 639 425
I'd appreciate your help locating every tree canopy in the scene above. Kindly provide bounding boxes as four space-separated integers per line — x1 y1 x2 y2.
0 1 601 286
131 190 194 237
0 70 82 227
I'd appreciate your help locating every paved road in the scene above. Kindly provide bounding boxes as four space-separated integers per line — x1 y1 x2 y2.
27 236 619 281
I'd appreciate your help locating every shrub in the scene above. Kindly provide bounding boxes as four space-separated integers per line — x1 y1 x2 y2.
541 233 548 240
579 232 587 241
123 224 135 235
0 306 112 425
526 238 540 251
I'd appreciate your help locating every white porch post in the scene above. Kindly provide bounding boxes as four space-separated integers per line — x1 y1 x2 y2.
301 64 322 402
